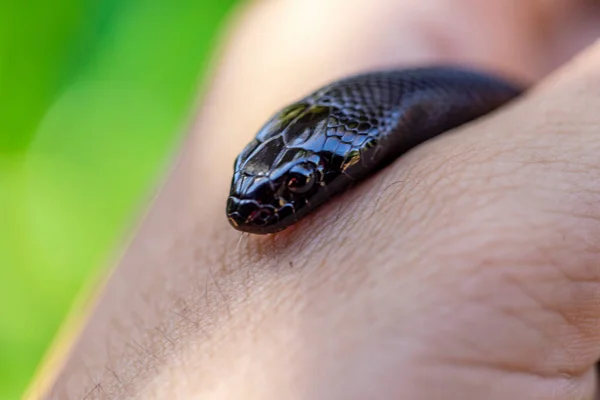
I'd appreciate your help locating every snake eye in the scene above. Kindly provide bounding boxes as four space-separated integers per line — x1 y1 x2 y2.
286 163 316 194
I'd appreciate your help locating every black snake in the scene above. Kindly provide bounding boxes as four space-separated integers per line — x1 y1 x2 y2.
226 66 522 234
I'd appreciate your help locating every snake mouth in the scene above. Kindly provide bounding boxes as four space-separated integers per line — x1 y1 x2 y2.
226 196 298 234
226 196 280 233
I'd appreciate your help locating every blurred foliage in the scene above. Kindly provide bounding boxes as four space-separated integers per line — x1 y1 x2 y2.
0 0 238 398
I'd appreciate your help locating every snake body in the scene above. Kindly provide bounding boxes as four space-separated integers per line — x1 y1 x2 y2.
226 67 522 234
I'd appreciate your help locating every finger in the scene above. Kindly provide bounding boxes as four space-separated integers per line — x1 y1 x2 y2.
535 0 600 72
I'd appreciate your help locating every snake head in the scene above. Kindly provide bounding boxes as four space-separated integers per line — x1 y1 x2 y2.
226 141 329 234
226 101 346 233
226 97 378 234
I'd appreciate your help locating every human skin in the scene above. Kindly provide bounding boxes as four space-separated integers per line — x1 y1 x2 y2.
35 0 600 399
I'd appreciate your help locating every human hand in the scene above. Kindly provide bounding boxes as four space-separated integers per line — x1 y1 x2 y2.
44 1 600 399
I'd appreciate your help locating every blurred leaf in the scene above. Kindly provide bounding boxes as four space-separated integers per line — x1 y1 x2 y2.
0 0 85 151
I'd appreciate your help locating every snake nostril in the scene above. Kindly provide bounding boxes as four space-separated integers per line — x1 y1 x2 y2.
250 208 273 225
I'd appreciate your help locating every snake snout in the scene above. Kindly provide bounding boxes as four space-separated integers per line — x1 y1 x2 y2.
226 196 277 231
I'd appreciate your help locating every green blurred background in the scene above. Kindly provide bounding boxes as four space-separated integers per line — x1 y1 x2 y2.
0 1 239 398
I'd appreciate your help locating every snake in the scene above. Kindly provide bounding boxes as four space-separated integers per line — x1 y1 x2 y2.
226 66 523 234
